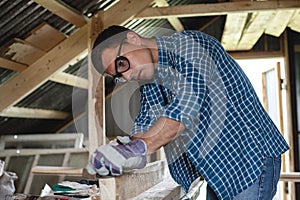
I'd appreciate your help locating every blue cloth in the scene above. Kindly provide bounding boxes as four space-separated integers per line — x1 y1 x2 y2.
130 30 289 199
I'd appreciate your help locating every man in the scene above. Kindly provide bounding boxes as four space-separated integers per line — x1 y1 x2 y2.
88 25 289 199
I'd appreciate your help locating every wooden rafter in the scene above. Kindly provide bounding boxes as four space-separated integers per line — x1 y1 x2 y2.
0 57 27 72
135 1 300 19
0 57 88 89
32 0 87 27
0 107 69 119
51 72 88 89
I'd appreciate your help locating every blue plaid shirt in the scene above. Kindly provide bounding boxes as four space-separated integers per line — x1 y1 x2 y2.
131 31 289 199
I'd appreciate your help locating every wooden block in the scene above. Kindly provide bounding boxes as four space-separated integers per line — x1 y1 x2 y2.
99 161 166 200
25 22 66 52
131 175 204 199
130 177 184 200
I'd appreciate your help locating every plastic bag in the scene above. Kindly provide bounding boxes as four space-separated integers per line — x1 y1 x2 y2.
0 161 18 200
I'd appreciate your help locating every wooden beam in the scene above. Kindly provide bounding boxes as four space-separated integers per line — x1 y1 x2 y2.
32 0 87 27
88 13 104 153
280 172 300 182
135 1 300 19
0 57 27 71
229 50 283 60
265 10 295 37
132 177 185 199
155 0 184 31
25 22 66 52
0 25 88 112
51 72 88 89
31 166 83 175
0 133 84 150
0 148 87 157
0 57 88 89
0 106 69 119
221 13 248 51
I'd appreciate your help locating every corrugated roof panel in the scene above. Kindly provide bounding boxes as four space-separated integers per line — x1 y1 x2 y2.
0 69 17 85
15 81 75 111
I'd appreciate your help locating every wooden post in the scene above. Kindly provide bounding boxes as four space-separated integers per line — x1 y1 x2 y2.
88 12 105 156
283 31 295 200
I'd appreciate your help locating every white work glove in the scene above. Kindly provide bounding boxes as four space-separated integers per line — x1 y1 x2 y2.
87 136 147 176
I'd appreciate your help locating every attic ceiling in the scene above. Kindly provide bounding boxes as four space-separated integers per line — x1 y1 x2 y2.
0 0 300 135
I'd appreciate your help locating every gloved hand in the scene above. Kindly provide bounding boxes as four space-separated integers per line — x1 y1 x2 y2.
87 136 147 176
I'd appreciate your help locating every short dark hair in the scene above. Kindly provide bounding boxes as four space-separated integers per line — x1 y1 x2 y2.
91 25 131 74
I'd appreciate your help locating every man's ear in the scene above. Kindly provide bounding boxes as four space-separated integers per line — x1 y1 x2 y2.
126 32 142 45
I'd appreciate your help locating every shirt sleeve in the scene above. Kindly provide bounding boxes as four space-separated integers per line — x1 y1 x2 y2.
161 32 216 131
130 84 167 135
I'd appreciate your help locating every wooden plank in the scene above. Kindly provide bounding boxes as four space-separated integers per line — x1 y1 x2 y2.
58 152 71 182
265 10 295 37
0 24 88 112
0 57 27 71
33 0 87 27
24 154 40 194
280 172 300 182
0 148 88 157
0 57 88 89
221 13 248 51
131 177 184 200
0 106 69 119
229 50 283 60
0 133 84 150
288 9 300 32
237 11 276 50
135 1 300 19
262 71 268 111
25 22 66 52
2 38 46 65
88 13 105 154
51 72 88 89
282 32 296 200
31 166 83 175
99 161 166 200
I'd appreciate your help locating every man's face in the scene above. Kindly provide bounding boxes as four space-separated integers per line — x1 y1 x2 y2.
101 34 156 83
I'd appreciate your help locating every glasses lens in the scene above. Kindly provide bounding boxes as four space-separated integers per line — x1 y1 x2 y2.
115 56 130 73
